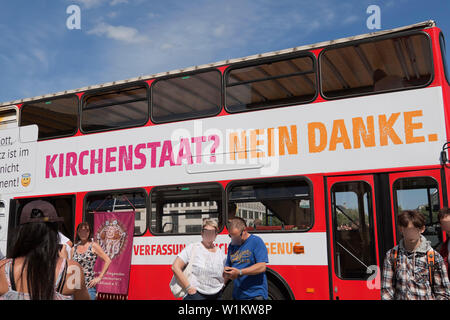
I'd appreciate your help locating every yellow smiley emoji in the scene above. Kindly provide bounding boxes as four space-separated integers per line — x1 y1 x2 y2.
21 173 31 187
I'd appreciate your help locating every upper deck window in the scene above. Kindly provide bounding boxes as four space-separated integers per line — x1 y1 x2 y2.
21 96 78 140
152 70 221 123
0 107 18 127
320 33 433 99
82 85 148 133
225 55 316 112
440 32 450 86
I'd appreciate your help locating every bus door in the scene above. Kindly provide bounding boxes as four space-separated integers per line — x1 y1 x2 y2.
388 169 445 249
325 175 381 300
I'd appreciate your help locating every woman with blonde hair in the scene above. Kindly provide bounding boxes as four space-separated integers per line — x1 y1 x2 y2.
171 219 226 300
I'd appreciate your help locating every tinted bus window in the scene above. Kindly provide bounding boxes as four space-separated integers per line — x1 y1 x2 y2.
228 179 313 232
14 196 75 243
82 85 148 133
393 177 441 248
152 70 221 123
0 107 18 127
85 190 147 236
225 56 316 112
151 184 223 235
331 181 376 280
321 33 433 98
21 96 78 140
441 32 450 85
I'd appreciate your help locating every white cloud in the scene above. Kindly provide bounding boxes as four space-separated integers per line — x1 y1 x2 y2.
87 22 150 44
31 48 49 70
107 11 118 18
213 24 226 37
73 0 128 9
342 15 359 25
65 1 376 90
74 0 106 9
82 1 338 82
386 1 396 8
110 0 129 5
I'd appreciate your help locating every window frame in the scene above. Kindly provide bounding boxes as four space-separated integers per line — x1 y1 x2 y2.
226 176 315 233
83 187 149 237
80 82 150 134
20 94 79 141
149 182 225 236
440 32 450 86
150 68 223 124
319 30 435 101
224 52 318 114
330 180 377 281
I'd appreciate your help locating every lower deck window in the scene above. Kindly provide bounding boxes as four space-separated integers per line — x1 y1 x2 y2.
151 183 223 235
228 179 313 232
85 190 147 236
13 196 75 242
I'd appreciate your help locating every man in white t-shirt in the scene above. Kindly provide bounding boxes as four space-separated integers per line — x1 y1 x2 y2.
171 219 226 300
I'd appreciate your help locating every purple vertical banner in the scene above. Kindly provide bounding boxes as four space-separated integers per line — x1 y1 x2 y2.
93 211 135 295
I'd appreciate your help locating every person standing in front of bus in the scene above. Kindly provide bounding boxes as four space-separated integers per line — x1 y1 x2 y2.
72 222 111 300
437 208 450 281
381 210 450 300
172 219 226 300
224 217 269 300
0 200 90 300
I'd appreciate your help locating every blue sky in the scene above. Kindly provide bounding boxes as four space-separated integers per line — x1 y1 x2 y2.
0 0 449 103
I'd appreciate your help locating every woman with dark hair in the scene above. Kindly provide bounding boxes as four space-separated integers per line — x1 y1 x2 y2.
0 200 90 300
72 222 111 300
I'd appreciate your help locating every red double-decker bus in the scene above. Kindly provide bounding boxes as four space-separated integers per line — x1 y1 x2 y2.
0 20 449 300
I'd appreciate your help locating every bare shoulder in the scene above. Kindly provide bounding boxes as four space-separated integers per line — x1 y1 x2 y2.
91 241 103 252
0 259 8 269
0 259 10 295
0 259 8 277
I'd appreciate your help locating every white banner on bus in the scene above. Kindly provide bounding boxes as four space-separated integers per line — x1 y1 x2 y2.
19 86 446 196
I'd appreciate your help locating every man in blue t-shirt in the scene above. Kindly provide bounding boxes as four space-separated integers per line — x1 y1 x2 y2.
224 217 269 300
